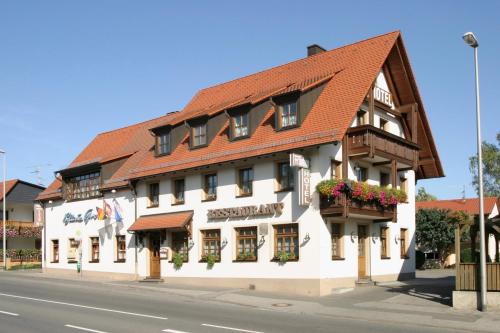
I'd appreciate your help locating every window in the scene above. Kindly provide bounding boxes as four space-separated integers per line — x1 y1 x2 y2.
400 177 408 193
331 223 344 260
172 231 189 262
277 162 294 191
65 172 101 201
279 101 298 129
203 174 217 201
235 227 257 261
356 166 368 182
67 238 78 263
232 113 249 138
116 235 126 262
274 224 299 260
173 178 185 204
400 228 408 258
148 183 160 207
331 160 342 179
380 172 390 187
201 229 220 260
379 118 388 131
156 132 171 155
192 124 207 147
238 168 253 196
51 240 59 263
90 237 99 262
357 111 366 126
380 227 390 259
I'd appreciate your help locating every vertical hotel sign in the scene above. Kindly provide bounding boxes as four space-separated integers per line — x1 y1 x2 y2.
290 153 311 207
34 203 44 227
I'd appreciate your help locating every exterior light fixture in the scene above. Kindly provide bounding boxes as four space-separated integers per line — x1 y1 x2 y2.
462 32 478 48
258 235 265 246
303 233 311 242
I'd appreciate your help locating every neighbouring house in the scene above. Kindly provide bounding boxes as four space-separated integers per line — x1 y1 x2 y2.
0 179 45 262
36 31 443 296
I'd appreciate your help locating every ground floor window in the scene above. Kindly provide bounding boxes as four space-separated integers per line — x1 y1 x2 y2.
331 223 344 260
51 240 59 263
90 237 99 262
400 228 409 258
116 235 126 262
380 227 390 259
201 229 220 261
67 238 78 263
274 223 299 260
172 231 189 262
235 227 257 261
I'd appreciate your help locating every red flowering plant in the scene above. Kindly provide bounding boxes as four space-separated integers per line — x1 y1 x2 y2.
316 178 350 199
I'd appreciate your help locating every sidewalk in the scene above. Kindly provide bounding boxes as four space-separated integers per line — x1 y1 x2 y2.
5 269 500 332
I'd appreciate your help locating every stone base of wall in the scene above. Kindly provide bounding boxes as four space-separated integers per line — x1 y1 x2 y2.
44 267 136 282
453 291 500 310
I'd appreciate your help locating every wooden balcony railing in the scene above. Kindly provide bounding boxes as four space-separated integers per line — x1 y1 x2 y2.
346 125 419 167
456 263 500 291
320 194 396 221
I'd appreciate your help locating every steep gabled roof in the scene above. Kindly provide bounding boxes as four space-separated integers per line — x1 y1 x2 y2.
1 179 45 202
416 197 499 217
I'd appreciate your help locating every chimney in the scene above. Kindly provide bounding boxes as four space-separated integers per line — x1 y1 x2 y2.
307 44 326 57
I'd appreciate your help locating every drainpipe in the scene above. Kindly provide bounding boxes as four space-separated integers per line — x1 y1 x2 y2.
128 181 138 279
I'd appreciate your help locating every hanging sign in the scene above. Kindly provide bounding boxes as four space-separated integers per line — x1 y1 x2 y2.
34 203 44 227
290 153 310 168
298 168 311 206
373 86 393 107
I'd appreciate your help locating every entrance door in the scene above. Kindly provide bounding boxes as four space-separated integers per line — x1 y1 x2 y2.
357 225 367 279
149 232 161 278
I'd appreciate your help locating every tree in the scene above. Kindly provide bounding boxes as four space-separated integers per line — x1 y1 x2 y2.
416 187 437 202
469 131 500 196
415 208 456 268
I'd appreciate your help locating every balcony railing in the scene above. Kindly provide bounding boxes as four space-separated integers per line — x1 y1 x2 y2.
347 125 419 167
320 193 396 221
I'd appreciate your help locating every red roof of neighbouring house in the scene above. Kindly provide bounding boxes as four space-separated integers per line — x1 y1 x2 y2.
416 197 499 216
38 31 444 201
128 211 193 231
0 179 19 201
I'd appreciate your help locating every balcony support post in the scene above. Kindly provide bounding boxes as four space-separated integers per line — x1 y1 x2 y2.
342 135 348 180
368 82 375 126
391 159 397 188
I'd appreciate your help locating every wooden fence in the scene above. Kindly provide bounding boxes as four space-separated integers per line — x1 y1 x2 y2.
456 263 500 291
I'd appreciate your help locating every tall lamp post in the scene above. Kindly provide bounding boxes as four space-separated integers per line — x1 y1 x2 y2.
462 31 487 311
0 149 5 271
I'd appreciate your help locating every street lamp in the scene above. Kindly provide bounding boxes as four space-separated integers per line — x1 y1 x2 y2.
0 149 5 270
462 31 487 311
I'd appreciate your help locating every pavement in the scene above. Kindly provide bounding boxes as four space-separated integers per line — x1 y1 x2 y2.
0 269 498 333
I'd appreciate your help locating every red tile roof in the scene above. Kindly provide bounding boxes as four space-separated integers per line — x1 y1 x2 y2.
0 179 19 201
128 211 193 231
416 197 499 216
38 31 443 201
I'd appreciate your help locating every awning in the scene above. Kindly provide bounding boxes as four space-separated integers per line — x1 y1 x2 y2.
128 211 193 232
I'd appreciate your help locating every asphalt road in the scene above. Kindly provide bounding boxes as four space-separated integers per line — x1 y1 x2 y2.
0 273 460 333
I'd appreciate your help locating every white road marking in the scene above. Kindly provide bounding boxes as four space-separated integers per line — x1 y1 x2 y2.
162 329 192 333
65 324 109 333
0 292 167 320
201 323 264 333
0 310 19 316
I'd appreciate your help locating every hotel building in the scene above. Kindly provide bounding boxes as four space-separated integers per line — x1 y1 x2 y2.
37 31 443 296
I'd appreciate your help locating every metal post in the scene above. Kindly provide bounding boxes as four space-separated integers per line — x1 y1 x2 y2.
2 151 6 270
473 46 487 311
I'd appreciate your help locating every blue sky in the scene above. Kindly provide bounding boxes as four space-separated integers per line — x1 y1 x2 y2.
0 1 498 199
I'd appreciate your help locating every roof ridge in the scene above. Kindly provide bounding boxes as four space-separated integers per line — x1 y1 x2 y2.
191 30 400 96
97 111 179 136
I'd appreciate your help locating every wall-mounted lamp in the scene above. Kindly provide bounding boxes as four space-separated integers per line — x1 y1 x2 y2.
48 200 53 204
350 231 357 243
221 237 228 247
394 235 400 244
303 233 311 243
188 238 195 249
111 189 116 193
258 235 265 246
371 232 378 244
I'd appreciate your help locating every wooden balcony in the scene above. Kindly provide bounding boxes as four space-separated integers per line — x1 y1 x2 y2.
346 125 419 168
320 194 396 221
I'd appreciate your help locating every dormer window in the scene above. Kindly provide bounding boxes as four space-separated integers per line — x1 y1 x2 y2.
156 132 171 156
278 101 298 129
231 113 249 139
65 171 101 201
192 123 207 147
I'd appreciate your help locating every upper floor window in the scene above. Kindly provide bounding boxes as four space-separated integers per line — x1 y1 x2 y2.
232 113 249 138
276 162 294 191
172 178 185 204
192 123 207 147
357 111 367 126
400 177 408 193
203 174 217 201
65 172 101 201
278 101 298 129
380 172 390 187
148 183 159 207
355 166 368 182
238 168 253 196
156 132 171 155
331 160 342 179
379 118 388 131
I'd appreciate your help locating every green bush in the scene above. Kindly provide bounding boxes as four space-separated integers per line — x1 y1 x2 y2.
172 253 184 270
460 248 474 263
415 250 425 269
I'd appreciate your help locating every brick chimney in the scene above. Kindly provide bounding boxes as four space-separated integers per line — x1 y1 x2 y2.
307 44 326 57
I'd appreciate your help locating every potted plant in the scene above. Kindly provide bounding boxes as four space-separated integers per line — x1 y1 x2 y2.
172 252 184 270
204 253 217 269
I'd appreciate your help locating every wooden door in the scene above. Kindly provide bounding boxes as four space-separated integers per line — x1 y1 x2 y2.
358 225 367 279
149 232 161 278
